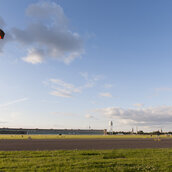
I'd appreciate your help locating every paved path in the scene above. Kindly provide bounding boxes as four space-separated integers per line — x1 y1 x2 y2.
0 138 172 151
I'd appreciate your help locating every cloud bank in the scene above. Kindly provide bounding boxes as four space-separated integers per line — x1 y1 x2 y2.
98 106 172 126
12 2 84 64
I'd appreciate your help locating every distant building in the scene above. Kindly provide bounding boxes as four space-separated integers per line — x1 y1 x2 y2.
0 128 105 135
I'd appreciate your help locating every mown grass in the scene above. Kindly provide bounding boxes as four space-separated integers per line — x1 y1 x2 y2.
0 149 172 171
0 134 170 140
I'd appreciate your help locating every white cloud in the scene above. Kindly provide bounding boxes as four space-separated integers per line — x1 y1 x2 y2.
99 92 112 98
63 51 82 65
48 79 81 98
50 90 72 98
12 2 84 64
133 103 144 108
0 98 28 108
22 48 44 64
50 79 81 93
98 106 172 126
47 73 103 98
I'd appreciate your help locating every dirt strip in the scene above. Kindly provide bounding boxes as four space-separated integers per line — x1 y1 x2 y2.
0 138 171 151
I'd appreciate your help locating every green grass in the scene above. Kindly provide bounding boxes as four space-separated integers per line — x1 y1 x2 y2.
0 149 172 171
0 134 170 139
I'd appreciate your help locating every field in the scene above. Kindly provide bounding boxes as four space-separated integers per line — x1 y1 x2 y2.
0 134 170 139
0 135 171 171
0 148 172 171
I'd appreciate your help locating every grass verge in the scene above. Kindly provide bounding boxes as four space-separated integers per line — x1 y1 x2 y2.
0 134 170 140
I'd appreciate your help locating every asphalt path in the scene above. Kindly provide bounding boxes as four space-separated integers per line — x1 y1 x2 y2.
0 138 172 151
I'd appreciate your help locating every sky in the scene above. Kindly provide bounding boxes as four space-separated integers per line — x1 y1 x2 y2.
1 0 172 131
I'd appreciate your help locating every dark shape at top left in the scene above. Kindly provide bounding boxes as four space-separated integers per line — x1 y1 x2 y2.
0 29 5 39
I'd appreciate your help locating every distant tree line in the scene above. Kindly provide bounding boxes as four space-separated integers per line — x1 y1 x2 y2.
107 131 172 135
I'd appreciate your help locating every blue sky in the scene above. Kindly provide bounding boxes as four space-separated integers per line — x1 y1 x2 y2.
1 0 172 131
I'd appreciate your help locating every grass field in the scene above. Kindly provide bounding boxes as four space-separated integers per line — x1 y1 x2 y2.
0 148 171 171
0 134 170 139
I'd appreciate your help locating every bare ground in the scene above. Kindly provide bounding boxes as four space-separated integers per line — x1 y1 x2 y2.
0 138 171 151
